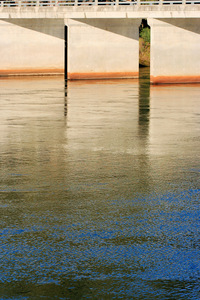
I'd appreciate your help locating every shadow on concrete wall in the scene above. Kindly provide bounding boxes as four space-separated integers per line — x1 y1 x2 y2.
157 18 200 34
5 18 65 39
71 18 140 40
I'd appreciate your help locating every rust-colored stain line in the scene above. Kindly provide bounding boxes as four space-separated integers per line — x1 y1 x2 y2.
68 72 139 80
151 75 200 84
0 69 64 76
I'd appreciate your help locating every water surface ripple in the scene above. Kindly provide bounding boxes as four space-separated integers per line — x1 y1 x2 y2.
0 70 200 299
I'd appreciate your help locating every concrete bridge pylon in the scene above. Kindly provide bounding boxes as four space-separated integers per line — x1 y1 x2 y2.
149 18 200 84
0 2 200 83
65 18 141 80
0 19 65 76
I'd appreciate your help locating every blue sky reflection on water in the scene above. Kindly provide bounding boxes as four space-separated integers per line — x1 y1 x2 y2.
0 71 200 299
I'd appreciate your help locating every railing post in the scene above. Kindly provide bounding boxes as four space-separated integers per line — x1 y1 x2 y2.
36 0 40 6
75 0 78 6
159 0 163 5
182 0 186 4
95 0 98 6
137 0 140 5
116 0 119 6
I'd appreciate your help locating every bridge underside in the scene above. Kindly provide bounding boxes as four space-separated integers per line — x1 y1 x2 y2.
0 16 199 84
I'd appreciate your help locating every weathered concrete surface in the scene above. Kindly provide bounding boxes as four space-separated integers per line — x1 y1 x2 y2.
149 18 200 84
65 18 141 79
0 5 199 80
0 19 64 76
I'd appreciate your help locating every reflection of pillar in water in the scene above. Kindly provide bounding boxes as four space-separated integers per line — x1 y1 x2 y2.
138 69 150 140
137 69 151 193
64 86 68 117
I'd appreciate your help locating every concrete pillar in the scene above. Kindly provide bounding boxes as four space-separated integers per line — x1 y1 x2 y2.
149 18 200 84
65 18 141 80
0 19 65 76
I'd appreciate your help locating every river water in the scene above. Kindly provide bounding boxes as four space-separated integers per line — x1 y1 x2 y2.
0 69 200 299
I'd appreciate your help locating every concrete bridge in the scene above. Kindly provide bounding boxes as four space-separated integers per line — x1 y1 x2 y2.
0 0 200 83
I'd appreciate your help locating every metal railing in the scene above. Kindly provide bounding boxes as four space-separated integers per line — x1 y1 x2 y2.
0 0 200 6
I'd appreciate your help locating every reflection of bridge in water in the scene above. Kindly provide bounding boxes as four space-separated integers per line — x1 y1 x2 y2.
0 0 199 83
